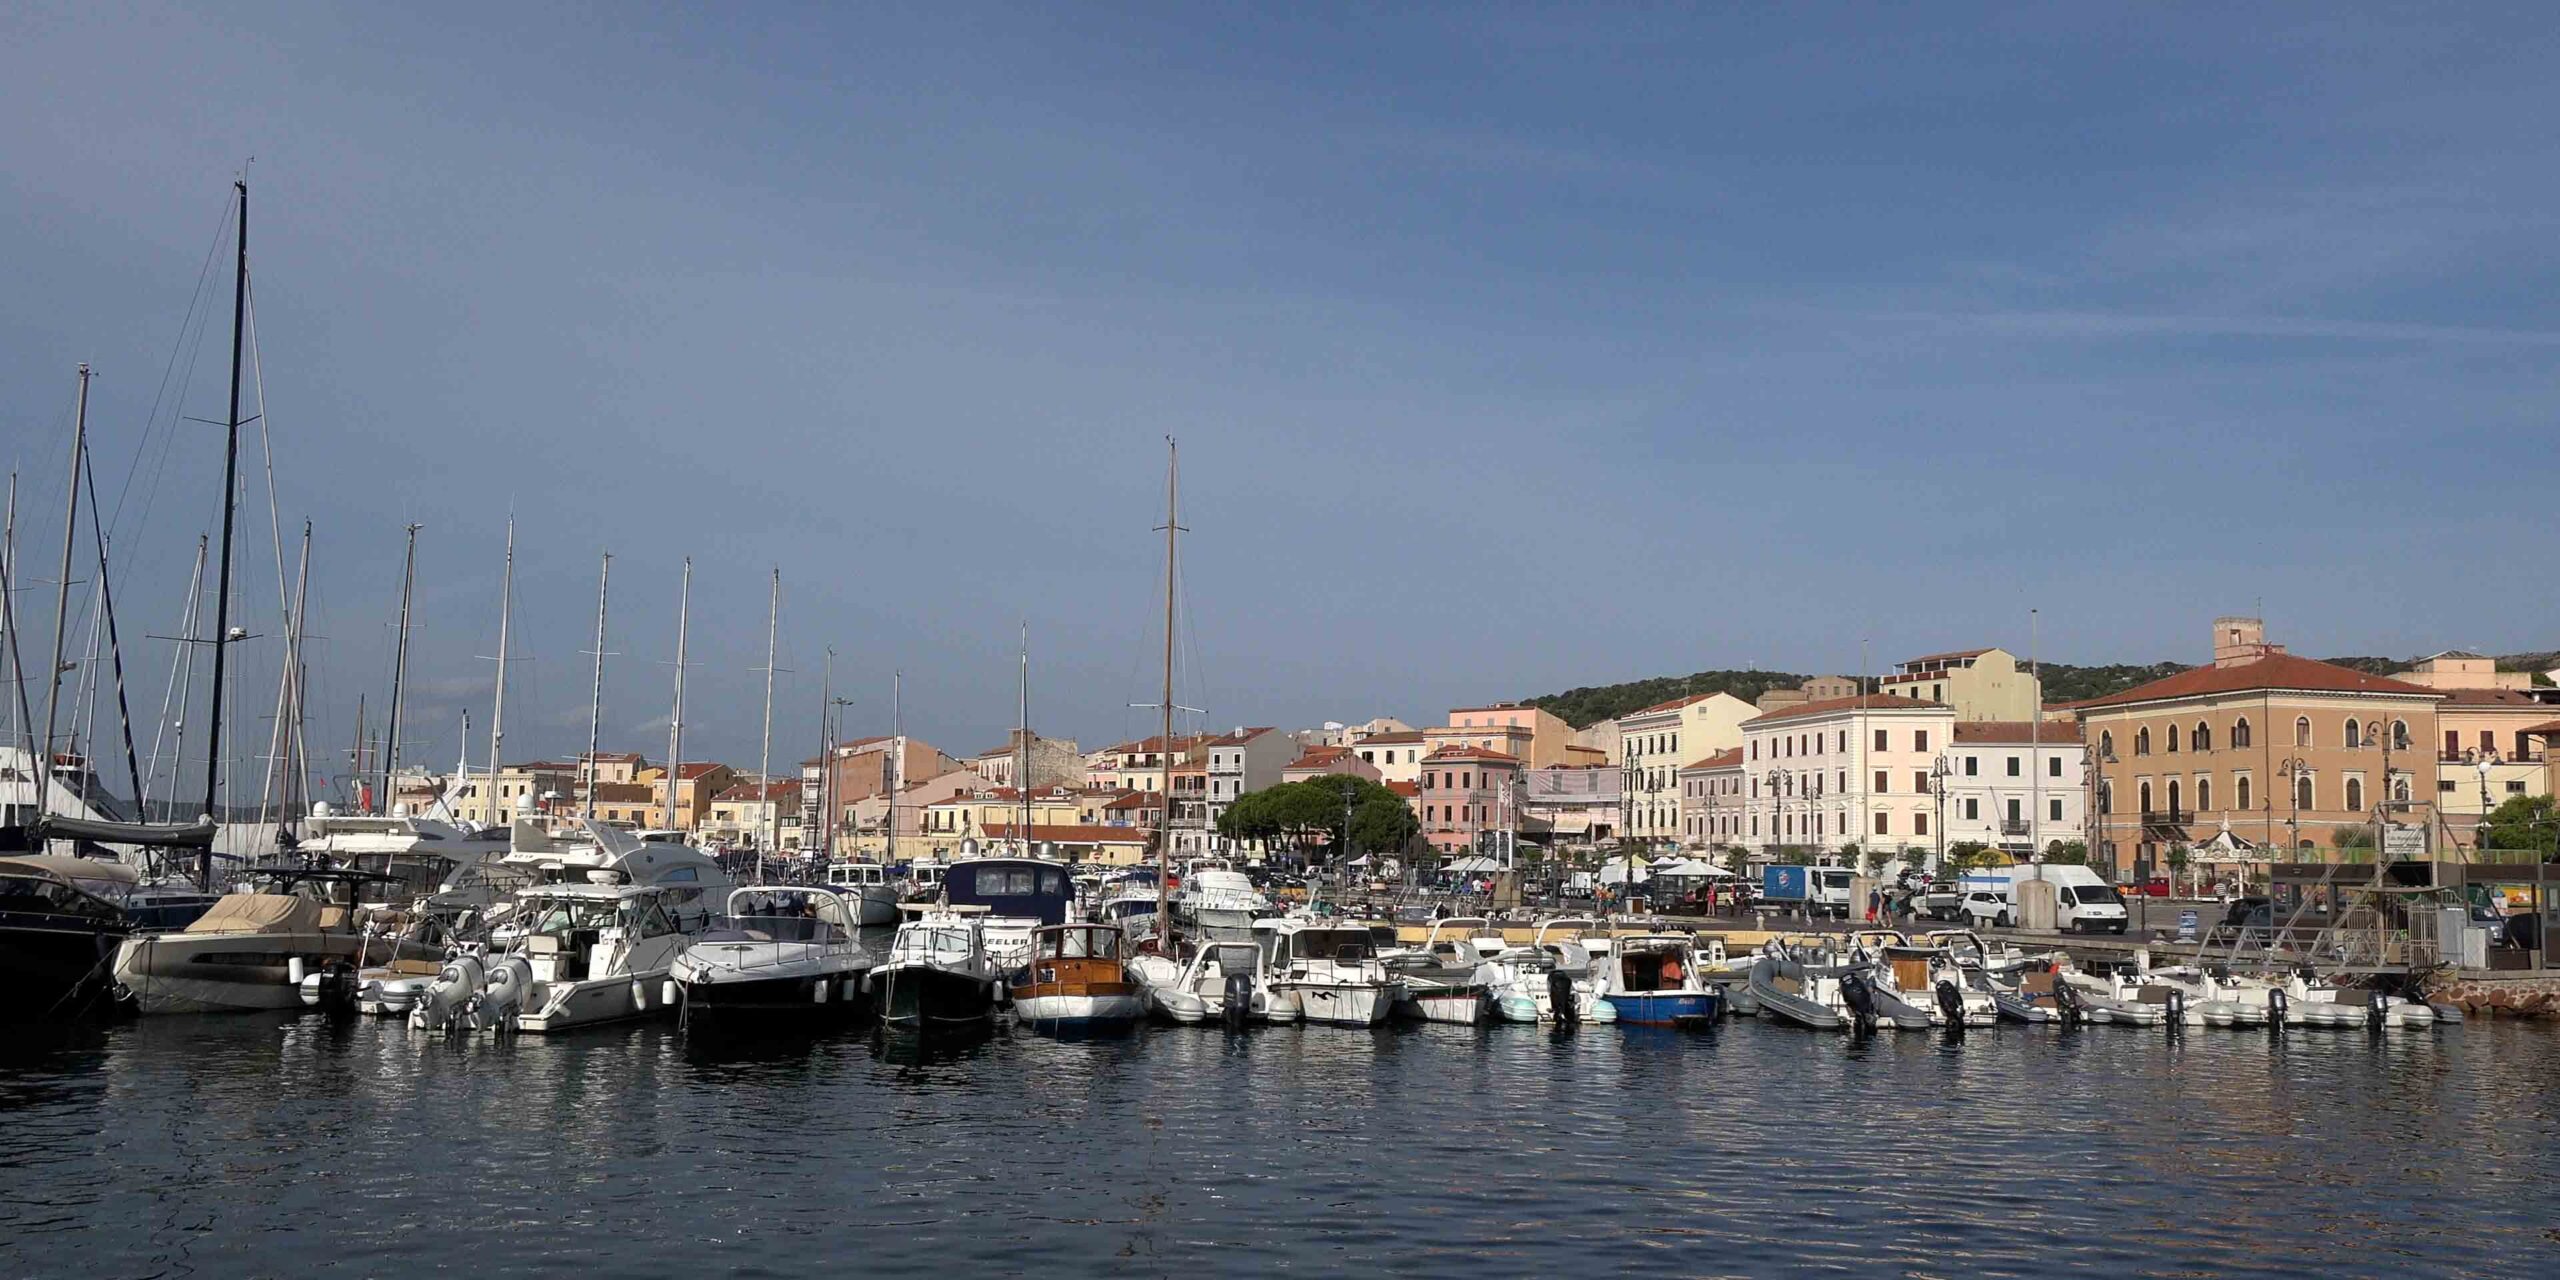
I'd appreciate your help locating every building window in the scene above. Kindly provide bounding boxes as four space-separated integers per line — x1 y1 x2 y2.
1874 729 1888 751
1964 798 1979 820
2508 780 2528 795
1964 756 1978 776
1873 770 1888 793
2097 781 2111 814
2232 718 2251 749
2344 720 2362 750
1915 812 1929 836
2139 780 2153 812
2237 775 2252 810
1873 812 1889 836
2007 798 2022 824
1836 731 1846 751
1913 771 1928 793
2136 728 2151 756
2167 779 2182 815
1915 730 1930 751
2006 755 2020 777
2345 777 2364 812
2192 722 2211 752
2197 777 2212 812
2165 724 2178 754
2394 721 2411 751
2295 717 2311 747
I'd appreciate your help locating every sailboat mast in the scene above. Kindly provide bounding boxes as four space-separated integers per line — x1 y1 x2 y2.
486 520 515 826
200 180 248 888
818 647 834 862
78 447 148 814
756 566 779 874
1155 437 1178 942
381 523 421 813
662 557 691 832
582 552 611 818
35 365 91 839
1018 622 1031 853
1 477 45 800
887 669 901 865
280 522 310 828
255 522 310 832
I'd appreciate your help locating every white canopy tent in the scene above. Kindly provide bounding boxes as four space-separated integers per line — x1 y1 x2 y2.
1652 858 1733 878
1596 862 1650 885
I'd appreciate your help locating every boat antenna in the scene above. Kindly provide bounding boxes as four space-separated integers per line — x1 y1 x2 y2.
485 518 515 827
382 522 421 815
662 556 691 832
199 180 248 888
35 365 93 846
581 552 612 818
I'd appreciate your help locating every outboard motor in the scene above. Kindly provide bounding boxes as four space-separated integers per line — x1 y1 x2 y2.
1934 978 1965 1035
299 961 362 1017
1841 971 1878 1037
2164 988 2186 1033
2050 975 2081 1028
412 952 487 1032
2266 986 2288 1032
471 955 533 1034
1546 969 1579 1028
2366 987 2389 1035
1221 970 1252 1029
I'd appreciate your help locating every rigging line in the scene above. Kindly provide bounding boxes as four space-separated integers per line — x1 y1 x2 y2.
244 276 292 619
107 190 235 537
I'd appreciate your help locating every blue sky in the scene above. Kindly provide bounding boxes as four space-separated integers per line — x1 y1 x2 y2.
2 3 2554 797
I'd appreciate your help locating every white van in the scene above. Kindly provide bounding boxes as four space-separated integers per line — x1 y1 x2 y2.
1957 864 2127 934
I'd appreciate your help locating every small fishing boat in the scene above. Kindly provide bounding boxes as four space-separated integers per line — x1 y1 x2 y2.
672 885 874 1030
1128 937 1289 1025
1597 933 1724 1028
870 914 1002 1031
1381 917 1500 1025
1484 918 1618 1024
1010 922 1146 1032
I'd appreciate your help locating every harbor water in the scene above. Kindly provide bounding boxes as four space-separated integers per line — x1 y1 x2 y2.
4 1009 2557 1278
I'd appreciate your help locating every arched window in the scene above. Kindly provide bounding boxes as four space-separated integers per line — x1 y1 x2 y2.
2237 775 2252 811
2391 720 2410 751
2296 774 2314 811
2344 719 2362 749
2167 778 2183 816
2193 721 2212 752
2197 777 2213 812
2295 717 2311 747
2345 777 2364 812
2165 724 2179 754
2097 781 2112 814
2139 781 2154 813
2099 730 2114 759
2393 776 2410 804
2232 718 2252 749
2135 727 2152 756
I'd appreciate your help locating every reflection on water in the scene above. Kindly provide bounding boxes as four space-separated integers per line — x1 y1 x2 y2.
4 1012 2558 1278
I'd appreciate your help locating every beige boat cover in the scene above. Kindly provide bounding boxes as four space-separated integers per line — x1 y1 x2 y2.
0 854 141 886
185 893 321 935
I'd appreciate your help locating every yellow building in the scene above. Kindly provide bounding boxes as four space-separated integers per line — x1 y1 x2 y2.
918 787 1084 856
1619 692 1757 848
2432 688 2554 849
1879 648 2040 721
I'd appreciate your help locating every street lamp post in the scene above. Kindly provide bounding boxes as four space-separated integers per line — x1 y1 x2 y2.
2278 756 2310 859
2467 747 2501 855
1930 754 1951 875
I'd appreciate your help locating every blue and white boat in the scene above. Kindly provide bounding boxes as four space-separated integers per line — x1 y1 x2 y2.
937 854 1073 971
1597 933 1724 1028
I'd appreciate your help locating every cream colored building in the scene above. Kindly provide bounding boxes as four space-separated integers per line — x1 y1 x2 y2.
1879 648 2039 721
448 759 582 825
918 786 1084 856
702 779 801 851
2431 688 2553 848
1618 692 1756 848
1742 695 1956 858
1347 729 1427 786
1085 735 1207 793
1678 748 1745 847
2395 650 2537 692
1446 703 1580 769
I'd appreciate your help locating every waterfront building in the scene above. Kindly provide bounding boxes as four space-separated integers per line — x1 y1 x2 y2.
1753 674 1861 716
702 778 802 851
1570 717 1622 766
1347 728 1428 785
2430 688 2554 849
1879 648 2039 721
1281 746 1382 784
2394 650 2541 693
1618 692 1756 849
2073 617 2444 880
1085 735 1207 793
1939 721 2087 857
978 821 1154 866
1416 745 1523 857
837 768 984 858
1678 748 1744 847
919 786 1084 855
1521 764 1620 846
969 730 1087 790
1741 695 1956 859
1444 703 1594 768
643 762 738 833
448 759 582 825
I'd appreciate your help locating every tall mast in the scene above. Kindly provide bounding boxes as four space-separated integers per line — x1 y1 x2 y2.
200 180 248 888
1 477 43 805
279 522 311 829
662 557 691 832
79 447 148 815
485 519 515 826
1154 437 1179 942
256 522 310 833
1018 621 1032 853
582 552 611 818
2029 607 2042 861
756 566 779 876
35 364 91 841
818 647 835 862
381 523 421 814
886 669 901 864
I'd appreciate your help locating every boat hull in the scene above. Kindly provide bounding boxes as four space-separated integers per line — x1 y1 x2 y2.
517 971 674 1033
1013 990 1147 1028
1284 981 1394 1027
678 969 869 1028
0 918 131 1021
112 931 367 1015
1401 985 1488 1025
1602 990 1723 1027
873 961 998 1031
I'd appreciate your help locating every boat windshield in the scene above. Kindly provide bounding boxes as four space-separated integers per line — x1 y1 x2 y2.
522 896 672 936
1039 927 1121 960
1295 929 1373 962
889 926 975 964
704 914 840 944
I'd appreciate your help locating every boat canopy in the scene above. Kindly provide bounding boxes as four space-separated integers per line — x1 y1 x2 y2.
945 857 1072 925
184 893 321 935
35 814 218 848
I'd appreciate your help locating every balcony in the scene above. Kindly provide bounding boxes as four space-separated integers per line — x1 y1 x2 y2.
1999 819 2029 837
2140 809 2189 826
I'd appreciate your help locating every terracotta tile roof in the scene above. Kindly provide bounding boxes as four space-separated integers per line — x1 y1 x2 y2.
2521 719 2560 735
1744 694 1946 727
1900 647 1992 665
2072 654 2444 710
1680 748 1745 771
1103 792 1155 810
979 822 1152 844
2437 688 2546 707
504 760 582 773
1421 745 1521 763
1285 746 1353 770
1951 720 2086 746
1387 780 1420 797
1103 734 1206 756
1624 693 1714 718
1207 727 1276 746
710 779 802 804
673 762 728 779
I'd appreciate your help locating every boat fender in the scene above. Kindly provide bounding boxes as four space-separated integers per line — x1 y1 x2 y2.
1546 970 1578 1027
631 981 648 1012
663 980 681 1007
812 980 829 1005
2267 987 2288 1031
288 957 307 986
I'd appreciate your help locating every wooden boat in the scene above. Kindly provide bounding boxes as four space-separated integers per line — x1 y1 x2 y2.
1009 922 1145 1032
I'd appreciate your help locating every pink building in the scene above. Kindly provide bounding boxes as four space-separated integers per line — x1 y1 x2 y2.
1417 745 1524 856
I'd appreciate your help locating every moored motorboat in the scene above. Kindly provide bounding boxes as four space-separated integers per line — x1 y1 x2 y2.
821 861 904 927
1597 933 1724 1028
1010 922 1146 1032
1259 917 1398 1027
113 866 409 1015
0 854 135 1021
870 914 1002 1031
673 885 874 1031
1129 938 1288 1025
1381 917 1499 1025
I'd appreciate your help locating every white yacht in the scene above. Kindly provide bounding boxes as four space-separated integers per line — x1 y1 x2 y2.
1127 937 1291 1025
1485 918 1617 1024
113 865 412 1014
671 885 874 1028
459 881 700 1033
1257 917 1398 1026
